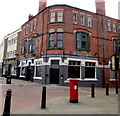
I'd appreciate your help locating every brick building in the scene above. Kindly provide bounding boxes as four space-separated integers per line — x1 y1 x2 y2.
17 0 120 87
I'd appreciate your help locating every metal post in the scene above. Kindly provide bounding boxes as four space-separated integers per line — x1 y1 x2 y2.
106 82 109 95
115 71 118 94
41 86 46 109
91 83 95 98
3 89 12 116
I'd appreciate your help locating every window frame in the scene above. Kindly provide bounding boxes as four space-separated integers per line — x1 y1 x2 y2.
113 23 117 33
73 13 77 24
80 14 85 26
57 10 63 22
21 40 27 55
87 16 92 27
57 32 63 49
114 39 120 54
48 33 54 49
76 32 89 51
107 21 111 32
50 11 55 22
84 62 97 81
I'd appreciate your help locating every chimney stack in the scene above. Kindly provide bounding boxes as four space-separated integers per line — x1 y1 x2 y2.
95 0 106 15
38 0 47 12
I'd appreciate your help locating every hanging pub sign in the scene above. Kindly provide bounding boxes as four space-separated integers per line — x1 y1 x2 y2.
110 55 119 71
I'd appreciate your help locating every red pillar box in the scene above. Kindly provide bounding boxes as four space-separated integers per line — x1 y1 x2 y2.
69 78 79 103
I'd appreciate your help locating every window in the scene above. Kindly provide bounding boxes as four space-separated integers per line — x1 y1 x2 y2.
57 11 63 22
50 11 55 22
76 32 89 50
21 40 27 55
107 22 111 31
57 33 63 49
35 61 42 77
25 25 28 35
85 62 96 79
30 22 33 32
33 19 37 30
80 14 85 26
11 65 16 75
49 33 54 49
88 16 92 27
68 61 81 79
113 24 116 33
110 70 115 81
28 37 35 52
73 13 77 24
114 39 120 54
20 67 25 77
118 25 120 34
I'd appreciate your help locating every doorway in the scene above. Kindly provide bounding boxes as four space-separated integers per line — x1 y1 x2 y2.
50 68 59 84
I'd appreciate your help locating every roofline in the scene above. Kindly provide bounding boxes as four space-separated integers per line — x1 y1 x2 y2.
22 4 119 26
4 28 21 39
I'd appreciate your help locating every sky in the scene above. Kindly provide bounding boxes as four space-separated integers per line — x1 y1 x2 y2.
0 0 119 42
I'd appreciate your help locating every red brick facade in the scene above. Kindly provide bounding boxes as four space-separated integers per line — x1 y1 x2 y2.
17 2 120 87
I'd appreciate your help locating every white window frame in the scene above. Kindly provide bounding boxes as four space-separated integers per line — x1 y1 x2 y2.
33 19 37 30
80 14 85 26
57 10 63 22
113 23 116 33
107 21 111 32
30 22 33 32
34 60 42 80
68 60 82 80
88 16 92 27
50 11 55 22
73 12 78 24
84 62 97 81
19 61 26 78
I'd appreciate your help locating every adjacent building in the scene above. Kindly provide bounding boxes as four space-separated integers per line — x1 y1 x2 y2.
0 39 5 77
2 29 21 78
16 0 120 87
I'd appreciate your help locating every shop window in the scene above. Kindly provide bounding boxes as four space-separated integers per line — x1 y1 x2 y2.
85 62 96 79
114 39 120 54
35 61 42 77
68 61 81 78
11 65 16 75
109 70 115 81
76 32 89 51
57 33 63 49
20 67 25 77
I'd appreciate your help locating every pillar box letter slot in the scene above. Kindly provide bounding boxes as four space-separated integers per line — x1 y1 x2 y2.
69 79 79 103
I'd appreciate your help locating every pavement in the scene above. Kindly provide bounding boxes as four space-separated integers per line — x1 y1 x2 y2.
0 77 119 115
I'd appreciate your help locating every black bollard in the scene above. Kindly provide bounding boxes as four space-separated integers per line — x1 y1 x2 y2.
41 86 46 109
91 83 95 98
3 89 12 116
106 82 109 95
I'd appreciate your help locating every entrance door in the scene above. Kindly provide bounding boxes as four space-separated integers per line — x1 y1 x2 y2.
50 68 59 84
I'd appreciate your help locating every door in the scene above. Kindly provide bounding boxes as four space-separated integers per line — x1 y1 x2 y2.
50 68 59 84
